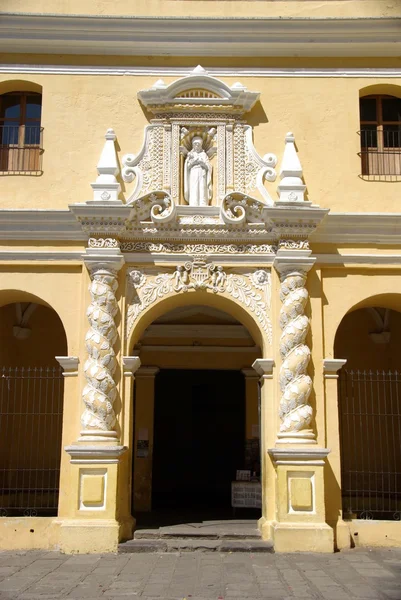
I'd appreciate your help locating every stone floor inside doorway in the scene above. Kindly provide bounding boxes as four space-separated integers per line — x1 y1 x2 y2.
1 547 401 600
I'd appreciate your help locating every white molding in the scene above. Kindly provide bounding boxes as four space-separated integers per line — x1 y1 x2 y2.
0 210 85 241
311 213 401 245
138 344 261 354
268 447 330 466
323 358 347 379
2 211 401 248
123 253 276 266
252 358 275 379
316 254 401 266
64 445 127 464
122 356 141 376
2 65 401 78
0 252 83 261
55 356 80 376
1 15 400 57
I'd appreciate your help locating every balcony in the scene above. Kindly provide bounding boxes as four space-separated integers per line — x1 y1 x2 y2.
0 125 43 175
359 128 401 181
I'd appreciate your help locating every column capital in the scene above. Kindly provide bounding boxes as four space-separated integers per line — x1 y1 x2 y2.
122 356 141 377
323 358 347 379
55 356 80 377
252 358 274 380
83 248 125 273
136 366 160 378
274 248 315 277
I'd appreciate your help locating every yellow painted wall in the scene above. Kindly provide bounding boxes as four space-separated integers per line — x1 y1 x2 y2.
1 72 401 212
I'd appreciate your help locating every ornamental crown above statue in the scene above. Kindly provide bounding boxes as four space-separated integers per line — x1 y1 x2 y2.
119 65 282 219
83 66 316 236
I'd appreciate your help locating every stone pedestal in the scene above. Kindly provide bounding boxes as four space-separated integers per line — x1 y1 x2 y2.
269 447 334 552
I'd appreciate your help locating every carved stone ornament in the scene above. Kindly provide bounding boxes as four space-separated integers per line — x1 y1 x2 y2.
82 265 120 433
278 268 313 435
126 262 272 343
121 66 278 216
120 241 276 254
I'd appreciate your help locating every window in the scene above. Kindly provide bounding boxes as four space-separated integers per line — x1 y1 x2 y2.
0 92 43 173
359 95 401 177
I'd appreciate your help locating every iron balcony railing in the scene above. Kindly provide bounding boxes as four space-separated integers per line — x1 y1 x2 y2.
0 125 44 173
359 129 401 177
0 366 64 516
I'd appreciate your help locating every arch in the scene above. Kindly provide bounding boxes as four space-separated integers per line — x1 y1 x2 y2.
0 289 69 354
0 80 42 95
334 299 401 521
127 288 265 355
359 84 401 99
0 294 68 517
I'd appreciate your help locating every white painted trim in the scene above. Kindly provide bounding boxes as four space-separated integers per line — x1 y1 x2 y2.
0 210 84 241
138 345 261 353
316 254 401 266
2 65 401 78
122 356 141 376
323 358 347 379
65 445 127 464
123 253 276 266
268 447 330 466
1 14 400 57
252 358 275 379
55 356 80 377
0 252 83 261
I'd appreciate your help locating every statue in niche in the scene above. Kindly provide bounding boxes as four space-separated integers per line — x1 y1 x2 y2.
184 137 213 207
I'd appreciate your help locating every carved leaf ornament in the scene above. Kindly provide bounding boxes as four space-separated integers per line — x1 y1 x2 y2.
126 264 272 343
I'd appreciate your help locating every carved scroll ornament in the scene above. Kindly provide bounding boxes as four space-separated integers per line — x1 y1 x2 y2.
126 264 272 343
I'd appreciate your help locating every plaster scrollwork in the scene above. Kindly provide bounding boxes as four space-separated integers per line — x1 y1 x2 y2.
122 125 164 202
128 192 176 224
120 241 276 254
88 237 120 249
221 192 267 225
82 265 120 432
126 264 272 342
243 126 277 205
278 268 313 435
278 239 310 250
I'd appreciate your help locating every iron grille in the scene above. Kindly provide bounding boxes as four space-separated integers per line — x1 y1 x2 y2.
359 129 401 177
0 125 44 173
338 369 401 521
0 366 64 517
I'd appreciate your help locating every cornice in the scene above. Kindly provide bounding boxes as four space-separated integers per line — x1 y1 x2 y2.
2 65 401 78
2 211 401 248
0 210 85 241
310 212 401 244
1 14 401 57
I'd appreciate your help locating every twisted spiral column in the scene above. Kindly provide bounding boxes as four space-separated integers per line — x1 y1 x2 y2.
275 258 316 444
81 260 122 438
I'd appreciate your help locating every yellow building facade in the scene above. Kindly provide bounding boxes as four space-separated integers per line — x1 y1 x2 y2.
1 0 401 553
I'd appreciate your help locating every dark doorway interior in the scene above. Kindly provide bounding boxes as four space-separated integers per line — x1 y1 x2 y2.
152 369 245 511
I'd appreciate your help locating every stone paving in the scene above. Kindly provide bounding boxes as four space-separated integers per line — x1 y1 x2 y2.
1 547 401 600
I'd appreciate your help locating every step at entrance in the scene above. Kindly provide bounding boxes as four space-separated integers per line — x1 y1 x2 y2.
119 520 274 553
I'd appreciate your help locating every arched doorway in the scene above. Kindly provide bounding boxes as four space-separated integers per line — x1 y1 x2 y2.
335 303 401 521
0 297 67 516
131 304 262 525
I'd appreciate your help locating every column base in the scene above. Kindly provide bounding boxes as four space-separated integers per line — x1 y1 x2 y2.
59 519 121 554
276 430 316 445
271 521 334 553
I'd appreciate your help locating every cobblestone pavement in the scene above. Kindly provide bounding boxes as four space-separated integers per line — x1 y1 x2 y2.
1 548 401 600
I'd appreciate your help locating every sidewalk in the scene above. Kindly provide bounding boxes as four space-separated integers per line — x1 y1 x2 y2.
1 547 401 600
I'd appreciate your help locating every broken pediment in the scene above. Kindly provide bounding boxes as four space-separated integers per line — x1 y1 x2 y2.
137 65 260 116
